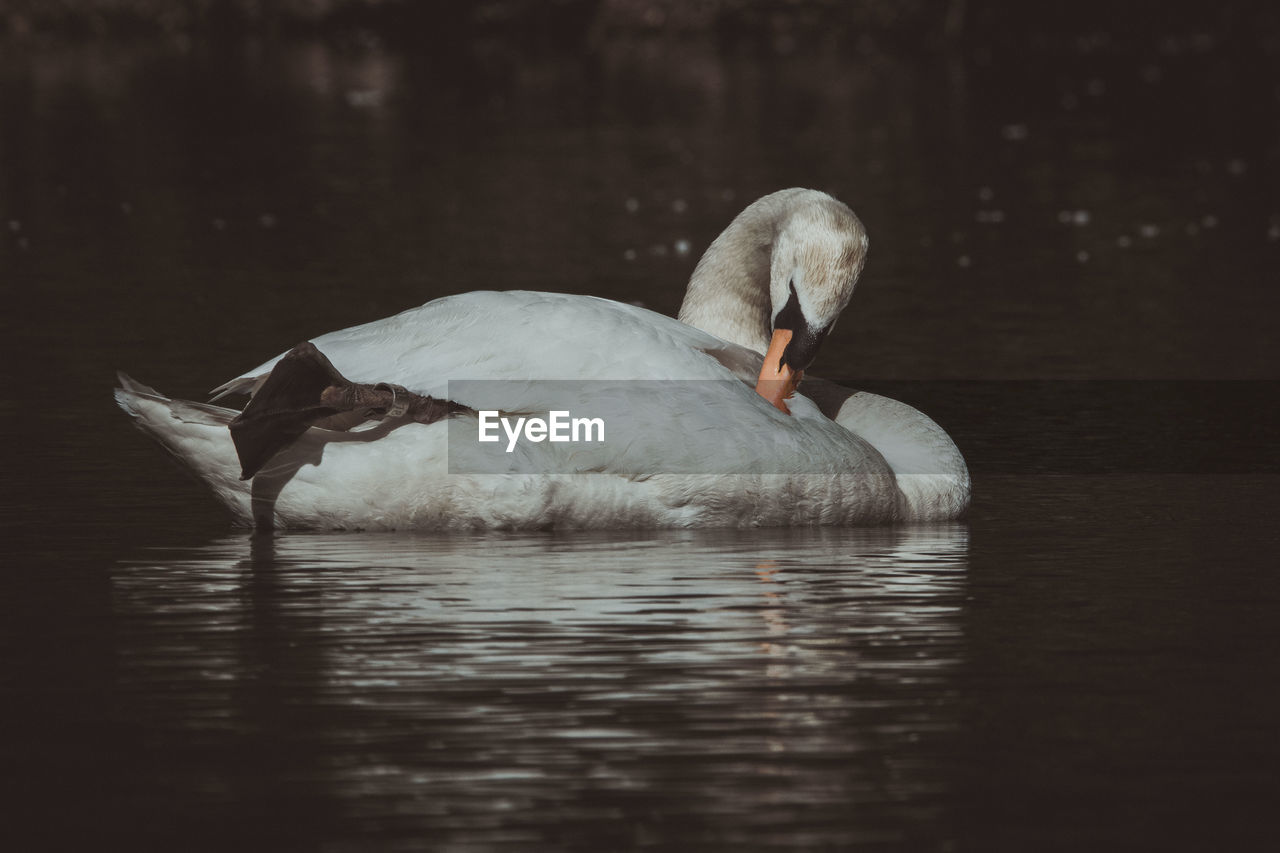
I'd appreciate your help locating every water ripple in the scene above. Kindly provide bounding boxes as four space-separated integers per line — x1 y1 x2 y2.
111 527 969 848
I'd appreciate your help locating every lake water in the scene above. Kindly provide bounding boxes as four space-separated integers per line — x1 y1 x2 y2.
2 19 1278 850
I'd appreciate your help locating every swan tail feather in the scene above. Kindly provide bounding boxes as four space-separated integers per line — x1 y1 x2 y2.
114 374 253 523
116 372 238 425
208 375 261 402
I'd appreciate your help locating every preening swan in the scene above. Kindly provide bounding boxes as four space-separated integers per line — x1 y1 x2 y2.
115 188 969 529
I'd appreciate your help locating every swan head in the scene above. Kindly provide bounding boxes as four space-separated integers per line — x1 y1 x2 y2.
757 198 869 413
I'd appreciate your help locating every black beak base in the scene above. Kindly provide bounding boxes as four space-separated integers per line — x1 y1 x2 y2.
772 282 830 372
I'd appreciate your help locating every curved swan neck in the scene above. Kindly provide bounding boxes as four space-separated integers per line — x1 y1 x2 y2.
677 188 853 354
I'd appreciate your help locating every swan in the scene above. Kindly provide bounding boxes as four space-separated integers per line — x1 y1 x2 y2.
115 188 969 529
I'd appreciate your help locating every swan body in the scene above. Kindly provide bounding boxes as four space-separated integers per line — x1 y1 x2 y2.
116 189 969 530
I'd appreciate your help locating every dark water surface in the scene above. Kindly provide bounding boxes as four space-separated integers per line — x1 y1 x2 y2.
3 20 1278 851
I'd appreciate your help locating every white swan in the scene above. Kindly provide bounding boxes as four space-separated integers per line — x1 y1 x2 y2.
115 188 969 530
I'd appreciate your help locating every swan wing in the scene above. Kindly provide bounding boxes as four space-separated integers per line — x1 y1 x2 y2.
212 291 745 402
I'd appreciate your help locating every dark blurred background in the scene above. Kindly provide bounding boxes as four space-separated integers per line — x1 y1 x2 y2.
2 3 1279 852
2 0 1277 384
0 0 1275 42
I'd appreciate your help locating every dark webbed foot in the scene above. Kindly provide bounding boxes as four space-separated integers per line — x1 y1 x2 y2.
229 342 468 480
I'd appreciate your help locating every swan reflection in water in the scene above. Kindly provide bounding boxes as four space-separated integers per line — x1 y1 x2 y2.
112 526 969 847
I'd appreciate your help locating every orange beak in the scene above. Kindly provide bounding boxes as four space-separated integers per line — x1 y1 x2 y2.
755 328 803 414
